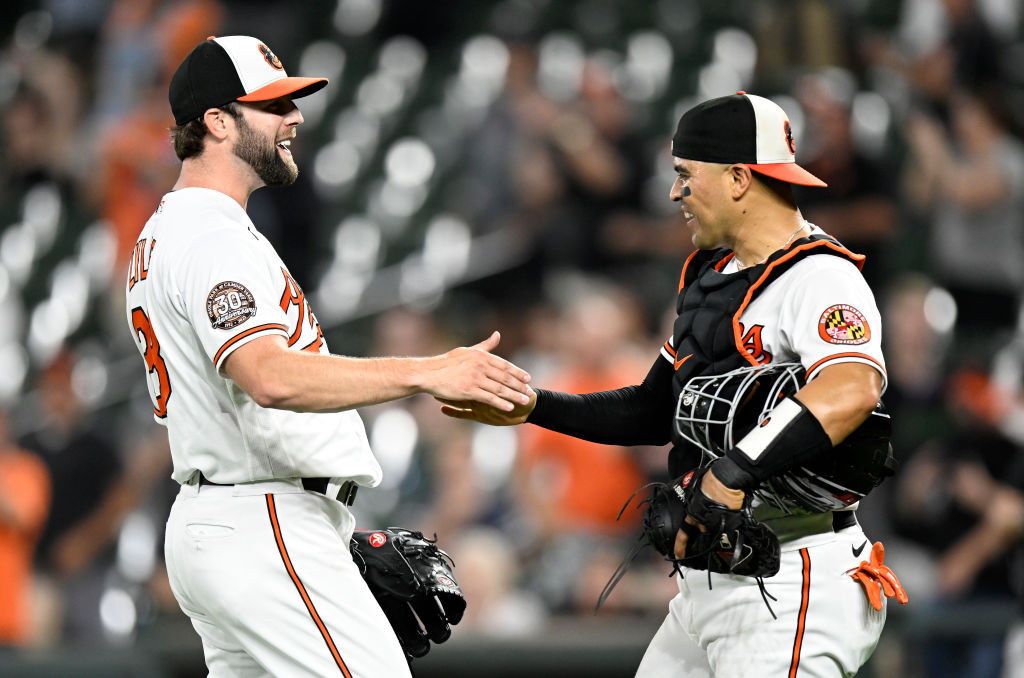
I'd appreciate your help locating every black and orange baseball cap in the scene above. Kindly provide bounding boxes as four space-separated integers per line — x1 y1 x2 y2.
169 35 328 125
671 92 826 187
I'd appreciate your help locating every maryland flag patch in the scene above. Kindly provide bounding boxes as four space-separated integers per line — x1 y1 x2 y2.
818 304 870 345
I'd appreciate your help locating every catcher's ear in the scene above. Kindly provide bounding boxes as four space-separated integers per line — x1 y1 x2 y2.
727 163 754 200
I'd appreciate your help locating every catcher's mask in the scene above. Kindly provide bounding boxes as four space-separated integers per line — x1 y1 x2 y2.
674 362 895 513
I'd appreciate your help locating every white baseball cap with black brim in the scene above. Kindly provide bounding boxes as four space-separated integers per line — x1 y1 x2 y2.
671 92 826 188
169 35 328 126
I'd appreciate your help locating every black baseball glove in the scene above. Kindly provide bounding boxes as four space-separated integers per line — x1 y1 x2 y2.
642 466 780 578
597 466 783 612
350 527 466 659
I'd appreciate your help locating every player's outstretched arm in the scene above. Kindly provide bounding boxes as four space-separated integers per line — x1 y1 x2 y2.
440 353 676 440
223 331 532 413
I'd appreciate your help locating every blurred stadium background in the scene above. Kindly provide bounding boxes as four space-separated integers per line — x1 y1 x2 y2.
2 0 1024 676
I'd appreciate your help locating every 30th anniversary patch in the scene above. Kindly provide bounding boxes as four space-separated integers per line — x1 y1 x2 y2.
207 281 256 330
818 304 870 345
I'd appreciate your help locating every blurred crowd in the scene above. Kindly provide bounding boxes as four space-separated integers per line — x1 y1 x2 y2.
2 0 1024 676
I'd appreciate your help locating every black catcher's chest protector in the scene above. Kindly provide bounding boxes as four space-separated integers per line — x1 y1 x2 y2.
667 234 863 477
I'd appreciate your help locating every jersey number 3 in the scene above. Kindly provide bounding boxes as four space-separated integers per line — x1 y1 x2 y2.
131 307 172 418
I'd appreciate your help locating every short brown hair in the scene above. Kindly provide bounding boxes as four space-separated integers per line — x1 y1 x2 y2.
170 103 241 161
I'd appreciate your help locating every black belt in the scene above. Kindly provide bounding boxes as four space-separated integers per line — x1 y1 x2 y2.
832 511 857 531
198 473 358 506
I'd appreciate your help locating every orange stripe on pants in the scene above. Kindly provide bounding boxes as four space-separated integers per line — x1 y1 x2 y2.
265 494 352 677
788 548 812 677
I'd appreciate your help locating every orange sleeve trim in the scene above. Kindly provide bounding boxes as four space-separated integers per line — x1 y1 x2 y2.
663 341 677 358
266 495 353 678
213 323 288 366
732 240 866 365
806 352 887 379
788 548 812 678
678 250 701 292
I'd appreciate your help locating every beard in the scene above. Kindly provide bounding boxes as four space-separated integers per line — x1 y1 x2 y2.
232 115 298 187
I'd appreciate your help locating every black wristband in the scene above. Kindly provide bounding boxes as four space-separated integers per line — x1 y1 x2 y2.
709 456 757 491
723 396 833 486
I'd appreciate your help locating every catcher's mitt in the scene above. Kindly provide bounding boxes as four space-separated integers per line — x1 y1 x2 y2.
644 466 781 577
350 527 466 659
597 467 782 613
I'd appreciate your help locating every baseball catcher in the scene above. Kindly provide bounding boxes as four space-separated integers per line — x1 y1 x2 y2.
350 528 466 660
441 92 908 676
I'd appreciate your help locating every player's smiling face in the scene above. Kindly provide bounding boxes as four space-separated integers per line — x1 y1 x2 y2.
671 158 732 250
233 96 303 187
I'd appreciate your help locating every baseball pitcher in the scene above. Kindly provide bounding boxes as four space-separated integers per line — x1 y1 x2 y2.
126 35 532 676
444 93 907 677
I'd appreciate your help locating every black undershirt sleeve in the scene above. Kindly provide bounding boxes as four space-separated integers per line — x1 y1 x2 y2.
526 353 675 446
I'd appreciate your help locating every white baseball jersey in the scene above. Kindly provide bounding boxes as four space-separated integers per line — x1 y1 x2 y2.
659 223 886 392
125 187 382 487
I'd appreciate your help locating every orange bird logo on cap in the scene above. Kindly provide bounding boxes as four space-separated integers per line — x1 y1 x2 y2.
258 43 284 71
784 120 796 155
